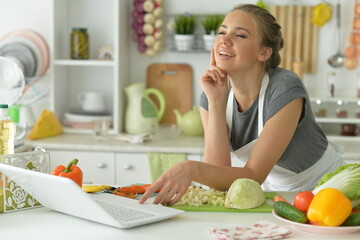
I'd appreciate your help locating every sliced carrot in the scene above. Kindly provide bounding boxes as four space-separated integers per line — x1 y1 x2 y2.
274 195 290 204
116 184 152 194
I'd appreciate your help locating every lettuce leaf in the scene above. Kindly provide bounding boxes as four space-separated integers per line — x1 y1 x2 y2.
313 163 360 207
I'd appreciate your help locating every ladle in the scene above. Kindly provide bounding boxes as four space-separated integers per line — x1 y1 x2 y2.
328 1 344 68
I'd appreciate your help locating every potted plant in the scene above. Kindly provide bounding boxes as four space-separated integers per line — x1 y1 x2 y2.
174 13 197 51
202 14 224 51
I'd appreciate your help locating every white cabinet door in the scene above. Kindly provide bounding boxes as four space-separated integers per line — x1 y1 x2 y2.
115 153 150 186
115 153 203 186
49 150 115 185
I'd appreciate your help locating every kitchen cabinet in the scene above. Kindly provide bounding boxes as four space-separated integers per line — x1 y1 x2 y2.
46 148 202 187
115 153 202 186
310 97 360 142
49 150 116 184
49 0 130 134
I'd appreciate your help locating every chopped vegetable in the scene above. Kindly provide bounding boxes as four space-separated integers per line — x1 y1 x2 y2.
175 186 226 207
274 201 308 223
224 178 265 209
307 188 352 226
273 195 290 204
293 191 314 212
51 159 83 187
313 163 360 208
116 184 152 194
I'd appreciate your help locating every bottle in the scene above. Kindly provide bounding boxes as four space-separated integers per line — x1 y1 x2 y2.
0 104 16 155
327 72 336 98
70 28 89 59
357 72 360 98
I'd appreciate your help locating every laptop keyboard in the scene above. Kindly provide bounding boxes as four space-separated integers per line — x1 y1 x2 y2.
97 201 155 222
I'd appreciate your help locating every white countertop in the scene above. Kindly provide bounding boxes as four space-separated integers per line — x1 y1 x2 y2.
2 205 359 240
24 133 205 154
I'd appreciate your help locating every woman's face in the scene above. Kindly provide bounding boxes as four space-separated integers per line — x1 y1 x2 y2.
214 10 265 73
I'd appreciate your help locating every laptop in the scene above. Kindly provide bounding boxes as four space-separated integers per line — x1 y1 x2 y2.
0 163 184 228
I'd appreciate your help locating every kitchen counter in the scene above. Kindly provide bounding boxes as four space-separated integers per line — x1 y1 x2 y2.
2 205 359 240
24 133 205 154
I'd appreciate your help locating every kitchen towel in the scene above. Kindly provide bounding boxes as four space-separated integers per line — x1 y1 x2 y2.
148 153 186 181
208 220 292 240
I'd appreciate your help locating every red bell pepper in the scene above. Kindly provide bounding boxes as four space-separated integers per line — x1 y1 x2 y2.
51 159 83 187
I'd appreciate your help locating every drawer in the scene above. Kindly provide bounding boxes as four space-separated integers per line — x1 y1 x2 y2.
115 153 150 186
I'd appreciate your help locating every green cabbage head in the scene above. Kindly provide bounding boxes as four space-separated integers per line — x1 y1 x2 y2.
224 178 265 209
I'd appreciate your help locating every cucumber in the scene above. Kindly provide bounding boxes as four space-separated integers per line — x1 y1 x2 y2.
341 213 360 226
274 201 308 223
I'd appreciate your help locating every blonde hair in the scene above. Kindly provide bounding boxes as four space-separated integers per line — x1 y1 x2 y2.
231 4 283 71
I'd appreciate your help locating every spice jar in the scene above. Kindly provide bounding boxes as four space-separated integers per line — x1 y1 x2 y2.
313 99 326 117
336 100 348 118
71 28 89 59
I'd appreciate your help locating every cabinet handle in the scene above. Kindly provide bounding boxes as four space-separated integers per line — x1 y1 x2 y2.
123 164 133 170
96 163 106 168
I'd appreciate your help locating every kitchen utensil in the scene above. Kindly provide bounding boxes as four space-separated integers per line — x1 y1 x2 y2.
0 56 25 106
77 91 106 113
146 63 192 124
328 2 344 68
174 106 204 136
124 82 165 134
173 192 276 212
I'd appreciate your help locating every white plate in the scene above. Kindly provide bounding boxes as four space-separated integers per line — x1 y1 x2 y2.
272 210 360 234
65 112 112 123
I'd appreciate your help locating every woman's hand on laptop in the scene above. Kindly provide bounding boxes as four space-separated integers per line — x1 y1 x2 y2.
138 161 193 205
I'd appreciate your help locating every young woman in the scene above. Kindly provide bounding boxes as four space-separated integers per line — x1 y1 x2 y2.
139 4 344 205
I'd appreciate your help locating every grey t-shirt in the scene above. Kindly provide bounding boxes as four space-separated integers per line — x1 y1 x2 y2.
199 68 328 173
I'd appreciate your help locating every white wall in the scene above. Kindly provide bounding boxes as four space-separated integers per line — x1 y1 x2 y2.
0 0 356 113
129 0 355 104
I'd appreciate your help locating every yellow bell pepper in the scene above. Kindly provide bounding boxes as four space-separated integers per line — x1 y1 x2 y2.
307 188 352 226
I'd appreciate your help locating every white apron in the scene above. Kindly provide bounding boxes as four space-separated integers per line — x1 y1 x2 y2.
226 73 344 191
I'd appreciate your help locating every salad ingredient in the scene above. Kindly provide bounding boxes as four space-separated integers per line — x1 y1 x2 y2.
273 195 290 204
293 191 314 212
313 163 360 207
51 159 83 187
341 213 360 226
176 186 226 207
82 185 112 193
274 201 308 223
224 178 265 209
307 188 352 226
116 184 152 194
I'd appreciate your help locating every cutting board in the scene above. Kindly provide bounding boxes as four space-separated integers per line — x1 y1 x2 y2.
146 63 193 124
172 192 277 213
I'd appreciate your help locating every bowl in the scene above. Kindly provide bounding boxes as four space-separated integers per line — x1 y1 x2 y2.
154 124 181 140
272 210 360 234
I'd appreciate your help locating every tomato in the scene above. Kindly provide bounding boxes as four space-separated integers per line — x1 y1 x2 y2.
294 191 314 212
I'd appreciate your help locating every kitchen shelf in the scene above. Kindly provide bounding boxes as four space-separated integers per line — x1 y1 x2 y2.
315 117 360 124
49 0 130 134
54 59 115 67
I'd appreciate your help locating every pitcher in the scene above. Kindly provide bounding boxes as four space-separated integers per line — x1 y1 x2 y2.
124 82 165 134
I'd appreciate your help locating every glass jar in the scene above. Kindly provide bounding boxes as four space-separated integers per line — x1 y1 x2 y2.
313 99 326 117
335 100 348 118
70 28 89 59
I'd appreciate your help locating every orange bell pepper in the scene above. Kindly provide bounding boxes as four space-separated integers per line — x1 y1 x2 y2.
51 159 83 187
307 188 352 226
